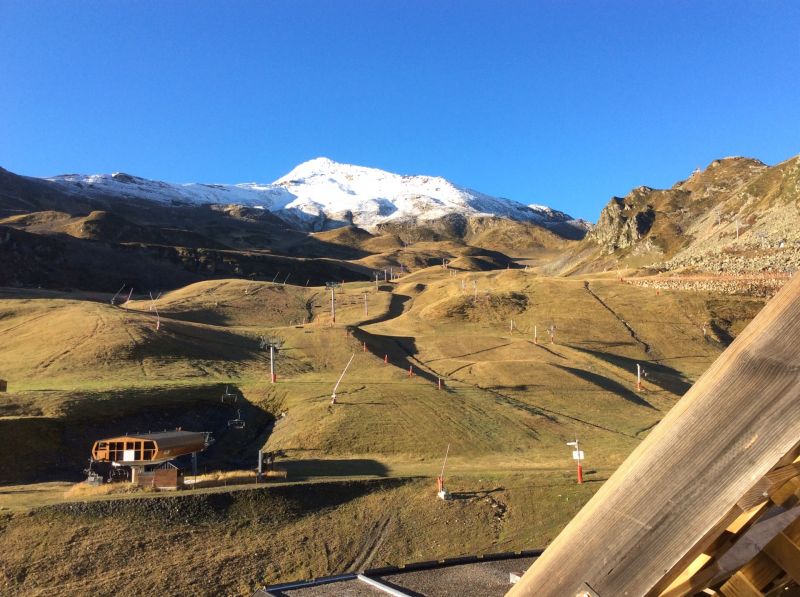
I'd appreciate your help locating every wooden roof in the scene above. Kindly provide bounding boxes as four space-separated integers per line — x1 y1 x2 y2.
98 430 208 450
508 273 800 597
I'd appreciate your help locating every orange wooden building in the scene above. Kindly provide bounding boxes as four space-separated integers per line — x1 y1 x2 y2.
91 430 210 466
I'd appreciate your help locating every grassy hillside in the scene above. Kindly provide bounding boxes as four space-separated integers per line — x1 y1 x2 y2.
0 266 768 595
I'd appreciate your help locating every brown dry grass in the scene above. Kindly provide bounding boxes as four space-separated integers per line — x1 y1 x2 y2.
0 266 767 595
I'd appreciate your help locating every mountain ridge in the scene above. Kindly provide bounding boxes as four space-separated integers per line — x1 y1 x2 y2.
42 157 590 237
561 154 800 275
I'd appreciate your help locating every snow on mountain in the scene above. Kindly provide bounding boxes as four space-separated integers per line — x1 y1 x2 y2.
49 172 293 211
527 203 592 232
47 158 587 235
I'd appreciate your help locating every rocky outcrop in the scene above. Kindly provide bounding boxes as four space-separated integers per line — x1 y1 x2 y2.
587 190 657 254
574 154 800 274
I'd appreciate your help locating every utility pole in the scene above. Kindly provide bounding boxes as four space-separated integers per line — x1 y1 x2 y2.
636 363 642 392
364 293 368 317
326 282 341 324
263 338 281 383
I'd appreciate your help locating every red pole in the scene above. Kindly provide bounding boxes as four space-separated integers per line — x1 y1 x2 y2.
408 365 413 377
271 373 276 383
577 461 584 484
363 341 367 352
437 378 442 390
384 354 388 364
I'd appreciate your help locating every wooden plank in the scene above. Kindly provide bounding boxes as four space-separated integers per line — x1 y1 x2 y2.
658 505 749 597
706 506 800 586
720 571 763 597
763 532 800 583
507 274 800 597
728 503 772 535
659 554 715 597
659 504 765 597
736 553 783 591
768 477 800 507
782 516 800 541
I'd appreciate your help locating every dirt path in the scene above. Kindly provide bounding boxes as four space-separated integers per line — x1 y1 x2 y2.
345 513 393 572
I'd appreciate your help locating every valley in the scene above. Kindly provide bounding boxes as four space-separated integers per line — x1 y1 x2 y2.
0 154 796 595
0 263 767 594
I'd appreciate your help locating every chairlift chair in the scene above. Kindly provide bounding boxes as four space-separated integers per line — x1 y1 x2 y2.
228 409 245 430
221 385 238 404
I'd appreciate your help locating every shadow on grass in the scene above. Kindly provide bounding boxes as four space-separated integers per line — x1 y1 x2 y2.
156 307 231 326
449 487 505 500
524 340 567 359
280 459 390 481
553 364 656 410
567 345 693 396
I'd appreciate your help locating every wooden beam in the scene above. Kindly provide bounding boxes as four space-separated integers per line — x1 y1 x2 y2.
763 532 800 583
507 274 800 597
720 571 763 597
731 553 783 592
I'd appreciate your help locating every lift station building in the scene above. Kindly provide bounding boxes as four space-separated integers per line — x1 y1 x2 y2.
91 430 212 488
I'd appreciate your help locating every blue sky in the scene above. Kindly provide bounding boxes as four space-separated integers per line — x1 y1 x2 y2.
1 1 799 220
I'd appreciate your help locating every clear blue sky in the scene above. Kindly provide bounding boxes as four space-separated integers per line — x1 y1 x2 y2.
1 1 799 220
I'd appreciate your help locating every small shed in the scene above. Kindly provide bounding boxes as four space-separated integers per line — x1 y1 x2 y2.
91 430 210 465
134 462 182 489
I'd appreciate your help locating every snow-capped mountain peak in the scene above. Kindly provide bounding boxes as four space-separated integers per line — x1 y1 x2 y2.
46 158 588 236
274 156 342 183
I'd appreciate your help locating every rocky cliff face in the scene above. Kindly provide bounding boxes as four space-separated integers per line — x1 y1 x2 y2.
587 190 657 254
576 155 800 274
